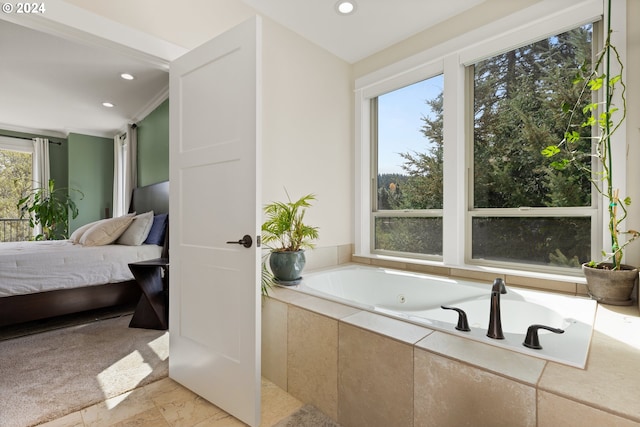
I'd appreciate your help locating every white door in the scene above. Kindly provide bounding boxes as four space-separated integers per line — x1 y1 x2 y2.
168 16 262 427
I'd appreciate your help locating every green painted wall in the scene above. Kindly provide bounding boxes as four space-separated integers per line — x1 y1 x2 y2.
49 139 69 192
67 133 113 231
137 98 169 186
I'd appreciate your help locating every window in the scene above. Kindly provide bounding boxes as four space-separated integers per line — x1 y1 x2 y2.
470 24 595 269
356 1 611 276
0 137 33 242
373 75 444 258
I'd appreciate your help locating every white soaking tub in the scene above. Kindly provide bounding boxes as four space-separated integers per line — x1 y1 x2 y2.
288 264 597 368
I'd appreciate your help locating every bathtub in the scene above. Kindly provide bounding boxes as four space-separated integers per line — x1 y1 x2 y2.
290 264 597 368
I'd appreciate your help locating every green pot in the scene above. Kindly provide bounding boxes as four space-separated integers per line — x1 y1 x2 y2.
582 263 638 306
269 250 306 285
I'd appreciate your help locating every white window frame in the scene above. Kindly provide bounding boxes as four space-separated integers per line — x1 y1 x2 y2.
354 0 620 276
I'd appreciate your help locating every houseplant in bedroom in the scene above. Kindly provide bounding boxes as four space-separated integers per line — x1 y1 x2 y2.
261 191 319 286
17 179 83 240
542 0 638 305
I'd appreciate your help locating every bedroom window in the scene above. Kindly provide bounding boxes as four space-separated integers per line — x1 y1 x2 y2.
0 139 33 242
469 23 595 269
372 75 444 258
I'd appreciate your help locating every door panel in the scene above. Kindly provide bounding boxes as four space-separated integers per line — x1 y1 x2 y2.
169 16 262 427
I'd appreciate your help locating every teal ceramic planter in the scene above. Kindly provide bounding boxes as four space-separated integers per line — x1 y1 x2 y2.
269 250 306 285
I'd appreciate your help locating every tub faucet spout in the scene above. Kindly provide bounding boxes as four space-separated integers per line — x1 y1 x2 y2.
487 278 506 340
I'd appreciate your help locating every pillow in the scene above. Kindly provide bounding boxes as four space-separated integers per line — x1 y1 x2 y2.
79 214 135 246
69 219 106 244
117 211 154 246
144 213 168 245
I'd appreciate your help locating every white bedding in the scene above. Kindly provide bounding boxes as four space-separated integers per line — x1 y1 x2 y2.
0 240 163 297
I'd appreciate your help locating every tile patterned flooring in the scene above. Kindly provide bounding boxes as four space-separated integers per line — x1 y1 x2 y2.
38 377 303 427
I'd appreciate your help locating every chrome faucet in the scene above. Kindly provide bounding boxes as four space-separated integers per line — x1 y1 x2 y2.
487 278 507 340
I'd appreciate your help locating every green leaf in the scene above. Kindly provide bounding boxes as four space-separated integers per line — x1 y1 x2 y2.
582 103 598 114
588 77 603 91
609 74 621 86
550 159 570 170
565 131 581 143
624 197 632 206
541 145 560 157
561 102 572 114
581 116 595 127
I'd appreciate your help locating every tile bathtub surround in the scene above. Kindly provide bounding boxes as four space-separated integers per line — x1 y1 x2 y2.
287 306 339 420
264 286 640 426
538 304 640 422
262 297 289 390
414 349 537 427
537 390 640 427
415 331 546 385
338 322 417 427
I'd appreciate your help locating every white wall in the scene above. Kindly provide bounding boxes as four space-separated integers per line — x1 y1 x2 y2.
261 18 353 248
624 0 640 267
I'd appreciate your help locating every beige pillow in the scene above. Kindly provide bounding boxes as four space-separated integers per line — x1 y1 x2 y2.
117 211 154 246
69 219 106 244
79 215 135 246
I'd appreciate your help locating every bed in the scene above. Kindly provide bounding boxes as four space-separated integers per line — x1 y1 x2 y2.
0 181 169 327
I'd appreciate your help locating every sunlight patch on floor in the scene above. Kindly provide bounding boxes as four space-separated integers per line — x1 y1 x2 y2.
97 350 153 400
149 334 170 360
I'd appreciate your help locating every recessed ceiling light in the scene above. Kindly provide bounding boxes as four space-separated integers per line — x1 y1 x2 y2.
102 102 115 108
335 0 356 15
120 73 135 80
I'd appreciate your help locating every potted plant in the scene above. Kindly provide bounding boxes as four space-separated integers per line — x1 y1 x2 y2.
261 191 319 285
541 0 638 305
17 179 83 240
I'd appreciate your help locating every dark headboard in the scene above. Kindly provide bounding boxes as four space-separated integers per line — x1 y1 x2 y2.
129 181 169 215
129 181 169 258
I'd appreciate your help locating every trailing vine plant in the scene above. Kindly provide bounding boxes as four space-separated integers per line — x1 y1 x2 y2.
541 0 637 270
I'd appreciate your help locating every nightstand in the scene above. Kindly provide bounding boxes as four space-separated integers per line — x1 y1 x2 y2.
128 258 169 330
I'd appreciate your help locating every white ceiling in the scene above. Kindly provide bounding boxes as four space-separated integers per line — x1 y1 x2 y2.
0 0 485 139
242 0 485 63
0 19 169 138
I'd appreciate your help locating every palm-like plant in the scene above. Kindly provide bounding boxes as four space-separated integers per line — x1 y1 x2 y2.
261 192 319 252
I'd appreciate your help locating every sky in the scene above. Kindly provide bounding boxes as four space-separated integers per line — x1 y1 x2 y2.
377 74 443 175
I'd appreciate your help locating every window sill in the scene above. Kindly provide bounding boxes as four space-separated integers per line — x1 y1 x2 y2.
352 253 588 296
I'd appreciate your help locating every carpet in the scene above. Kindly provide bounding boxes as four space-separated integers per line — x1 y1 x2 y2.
0 314 168 427
273 404 342 427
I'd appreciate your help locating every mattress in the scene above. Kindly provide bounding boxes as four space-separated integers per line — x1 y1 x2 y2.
0 240 163 297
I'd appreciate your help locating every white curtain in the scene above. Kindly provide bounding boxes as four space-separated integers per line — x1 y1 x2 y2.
32 137 50 237
113 124 137 217
32 137 50 189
